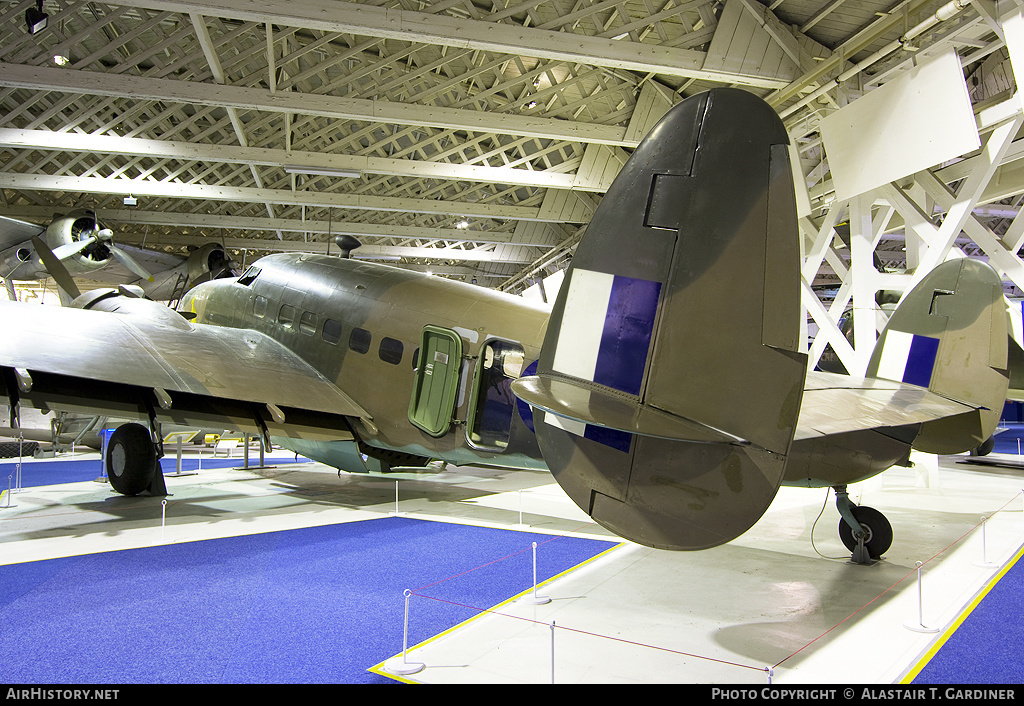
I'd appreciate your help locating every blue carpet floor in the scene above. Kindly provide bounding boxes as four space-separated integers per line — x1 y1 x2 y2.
991 422 1024 454
0 455 305 489
910 545 1024 683
0 517 617 684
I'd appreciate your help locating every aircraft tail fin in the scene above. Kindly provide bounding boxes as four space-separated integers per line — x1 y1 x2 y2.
512 88 807 550
866 258 1009 454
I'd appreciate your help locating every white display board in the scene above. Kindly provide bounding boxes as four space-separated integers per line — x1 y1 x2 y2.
1003 11 1024 115
821 50 980 201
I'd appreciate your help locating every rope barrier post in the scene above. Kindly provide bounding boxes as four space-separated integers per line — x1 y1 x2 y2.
161 499 167 543
1 475 15 509
392 481 400 517
519 489 523 526
765 666 773 684
904 561 940 633
550 620 555 684
14 433 24 495
973 516 999 569
521 541 550 605
383 589 425 676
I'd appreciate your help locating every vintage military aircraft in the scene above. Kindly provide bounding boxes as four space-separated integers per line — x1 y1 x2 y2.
0 88 1009 564
0 211 237 302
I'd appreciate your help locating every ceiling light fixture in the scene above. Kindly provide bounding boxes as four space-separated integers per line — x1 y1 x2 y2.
25 0 47 34
283 166 362 179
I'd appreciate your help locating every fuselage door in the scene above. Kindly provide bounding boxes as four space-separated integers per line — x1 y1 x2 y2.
466 339 525 451
408 325 463 437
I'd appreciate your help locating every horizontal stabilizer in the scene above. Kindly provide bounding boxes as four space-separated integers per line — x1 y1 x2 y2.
511 375 746 444
796 371 977 440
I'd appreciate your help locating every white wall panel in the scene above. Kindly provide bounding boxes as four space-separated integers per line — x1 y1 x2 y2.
821 51 980 202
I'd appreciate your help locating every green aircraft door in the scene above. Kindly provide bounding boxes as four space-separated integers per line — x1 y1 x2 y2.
408 325 463 436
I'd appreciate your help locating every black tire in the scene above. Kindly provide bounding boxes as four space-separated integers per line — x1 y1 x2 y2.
838 505 893 560
106 423 157 496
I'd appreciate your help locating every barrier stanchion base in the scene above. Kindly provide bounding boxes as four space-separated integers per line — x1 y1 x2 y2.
903 622 940 633
382 657 425 675
520 594 551 605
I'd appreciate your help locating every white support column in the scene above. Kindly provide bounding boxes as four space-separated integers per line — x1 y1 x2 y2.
849 193 880 377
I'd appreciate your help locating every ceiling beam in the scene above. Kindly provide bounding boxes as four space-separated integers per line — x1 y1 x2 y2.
0 128 587 191
0 63 635 147
1 206 554 246
0 171 555 221
101 0 793 88
115 232 537 263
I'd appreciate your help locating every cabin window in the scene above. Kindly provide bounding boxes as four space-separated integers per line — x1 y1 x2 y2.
349 327 371 354
299 311 317 336
278 304 297 328
238 266 261 286
379 337 404 365
253 295 268 318
322 318 343 344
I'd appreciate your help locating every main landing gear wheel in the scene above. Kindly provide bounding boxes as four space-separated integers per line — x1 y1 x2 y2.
106 423 158 496
838 505 893 563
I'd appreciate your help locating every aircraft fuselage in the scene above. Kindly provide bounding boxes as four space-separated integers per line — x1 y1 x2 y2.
180 251 923 489
180 252 551 473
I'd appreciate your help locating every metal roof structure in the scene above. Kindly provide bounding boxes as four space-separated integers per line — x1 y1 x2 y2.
0 1 1021 364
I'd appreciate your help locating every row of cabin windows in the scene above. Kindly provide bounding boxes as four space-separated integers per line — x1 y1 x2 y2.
252 294 404 366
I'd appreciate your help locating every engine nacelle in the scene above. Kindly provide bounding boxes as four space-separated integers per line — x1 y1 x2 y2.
72 287 193 330
42 211 113 275
186 242 235 286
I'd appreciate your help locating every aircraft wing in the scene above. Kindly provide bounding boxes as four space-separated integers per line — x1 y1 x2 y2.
0 215 44 251
795 370 977 440
0 300 371 441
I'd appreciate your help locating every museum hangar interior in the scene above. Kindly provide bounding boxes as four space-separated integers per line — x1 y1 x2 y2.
3 0 1024 685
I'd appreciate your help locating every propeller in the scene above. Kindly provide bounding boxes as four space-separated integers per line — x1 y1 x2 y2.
108 244 155 283
55 218 155 283
31 234 81 300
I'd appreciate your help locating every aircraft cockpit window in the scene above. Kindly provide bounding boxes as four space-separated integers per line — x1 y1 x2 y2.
349 327 371 354
299 311 317 336
238 266 261 286
322 318 343 344
278 304 296 328
379 337 403 365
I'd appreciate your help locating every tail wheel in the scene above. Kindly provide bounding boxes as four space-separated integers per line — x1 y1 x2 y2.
970 437 995 456
106 423 157 496
838 505 893 561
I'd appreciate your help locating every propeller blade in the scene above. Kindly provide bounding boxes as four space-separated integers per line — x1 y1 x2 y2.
51 235 97 261
109 244 155 282
30 235 82 299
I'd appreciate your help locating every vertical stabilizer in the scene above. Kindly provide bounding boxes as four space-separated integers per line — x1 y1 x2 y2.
512 89 807 550
867 258 1009 454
